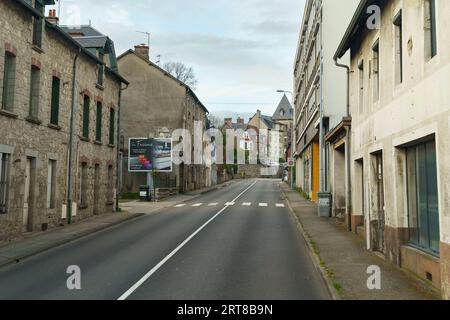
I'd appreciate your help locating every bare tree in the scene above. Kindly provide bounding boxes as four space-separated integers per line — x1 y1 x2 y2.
207 115 222 129
163 62 198 90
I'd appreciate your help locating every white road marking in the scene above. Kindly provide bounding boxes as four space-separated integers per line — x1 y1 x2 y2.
276 204 285 208
208 203 219 206
192 203 203 207
242 202 252 206
118 180 258 300
225 202 235 206
174 204 186 208
259 203 268 207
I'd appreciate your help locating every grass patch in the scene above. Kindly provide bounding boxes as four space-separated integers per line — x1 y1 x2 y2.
296 187 310 200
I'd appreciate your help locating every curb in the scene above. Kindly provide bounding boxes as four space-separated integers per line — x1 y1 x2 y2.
0 213 145 269
280 185 341 301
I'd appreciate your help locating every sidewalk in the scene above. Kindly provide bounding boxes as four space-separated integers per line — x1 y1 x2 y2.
280 183 439 300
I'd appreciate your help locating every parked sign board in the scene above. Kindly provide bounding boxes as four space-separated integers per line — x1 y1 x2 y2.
128 138 173 172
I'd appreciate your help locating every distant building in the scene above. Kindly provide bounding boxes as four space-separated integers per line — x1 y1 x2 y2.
0 0 127 240
335 0 450 298
118 45 212 195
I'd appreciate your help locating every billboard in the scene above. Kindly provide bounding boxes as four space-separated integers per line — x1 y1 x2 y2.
128 138 173 172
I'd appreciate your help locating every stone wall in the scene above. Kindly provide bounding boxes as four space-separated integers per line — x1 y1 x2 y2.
0 1 122 241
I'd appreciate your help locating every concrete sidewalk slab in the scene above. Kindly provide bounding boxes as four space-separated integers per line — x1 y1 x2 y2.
279 182 439 300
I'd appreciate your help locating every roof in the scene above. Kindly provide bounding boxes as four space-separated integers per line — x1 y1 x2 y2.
70 36 108 49
334 0 380 60
60 25 105 37
261 115 275 130
45 22 128 85
118 49 208 114
272 94 293 120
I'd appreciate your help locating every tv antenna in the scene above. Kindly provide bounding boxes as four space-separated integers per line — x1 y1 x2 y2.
136 31 150 48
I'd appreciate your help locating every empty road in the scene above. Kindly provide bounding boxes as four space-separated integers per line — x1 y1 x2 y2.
0 179 329 300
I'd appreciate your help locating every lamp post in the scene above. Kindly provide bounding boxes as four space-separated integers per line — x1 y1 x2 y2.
276 90 295 190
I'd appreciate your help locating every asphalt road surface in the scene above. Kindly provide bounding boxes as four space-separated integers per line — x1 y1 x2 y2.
0 179 330 300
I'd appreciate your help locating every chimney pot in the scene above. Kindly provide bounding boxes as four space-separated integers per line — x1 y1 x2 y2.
46 9 59 25
135 44 150 61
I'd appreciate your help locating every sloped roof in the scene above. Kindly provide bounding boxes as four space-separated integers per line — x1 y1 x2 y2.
272 94 293 120
71 36 108 49
60 25 104 37
118 49 209 114
261 115 275 130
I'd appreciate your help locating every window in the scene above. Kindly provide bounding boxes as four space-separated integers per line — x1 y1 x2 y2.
82 95 90 139
406 140 440 254
1 52 16 112
107 165 114 204
424 0 437 60
394 11 403 84
47 160 56 209
372 40 380 102
109 108 115 145
29 66 40 119
358 60 364 114
80 162 88 208
50 77 60 125
32 1 44 47
0 153 10 214
96 101 102 142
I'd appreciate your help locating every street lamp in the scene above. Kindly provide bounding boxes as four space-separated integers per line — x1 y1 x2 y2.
276 90 295 190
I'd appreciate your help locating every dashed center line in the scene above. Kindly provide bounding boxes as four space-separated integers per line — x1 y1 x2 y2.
192 203 203 207
259 203 268 207
242 202 252 206
174 204 186 208
276 204 285 208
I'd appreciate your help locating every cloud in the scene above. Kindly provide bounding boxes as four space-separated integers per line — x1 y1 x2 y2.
51 0 305 114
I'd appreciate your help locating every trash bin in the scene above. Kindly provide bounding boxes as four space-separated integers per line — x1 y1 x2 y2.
139 185 151 202
317 192 332 218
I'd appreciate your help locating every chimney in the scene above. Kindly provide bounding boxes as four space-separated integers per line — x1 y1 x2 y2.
224 118 233 127
135 44 150 61
46 9 59 25
237 117 244 125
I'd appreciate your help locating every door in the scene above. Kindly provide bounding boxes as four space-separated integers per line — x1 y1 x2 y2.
94 164 100 215
375 153 385 253
23 158 34 232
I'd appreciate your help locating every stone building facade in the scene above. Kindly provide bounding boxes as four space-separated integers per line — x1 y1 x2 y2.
118 46 212 195
0 0 127 241
335 0 450 298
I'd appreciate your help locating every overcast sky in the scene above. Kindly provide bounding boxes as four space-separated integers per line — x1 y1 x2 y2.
50 0 306 116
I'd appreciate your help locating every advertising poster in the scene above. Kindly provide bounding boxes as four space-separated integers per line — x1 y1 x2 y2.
128 138 172 172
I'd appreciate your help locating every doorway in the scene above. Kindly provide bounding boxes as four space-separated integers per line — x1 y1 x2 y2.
23 157 36 233
372 152 385 253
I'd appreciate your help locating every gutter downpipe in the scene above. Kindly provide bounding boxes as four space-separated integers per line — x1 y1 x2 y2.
67 48 81 225
116 83 129 212
334 56 352 232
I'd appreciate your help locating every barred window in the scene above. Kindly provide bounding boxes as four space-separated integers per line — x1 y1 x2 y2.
0 153 10 214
